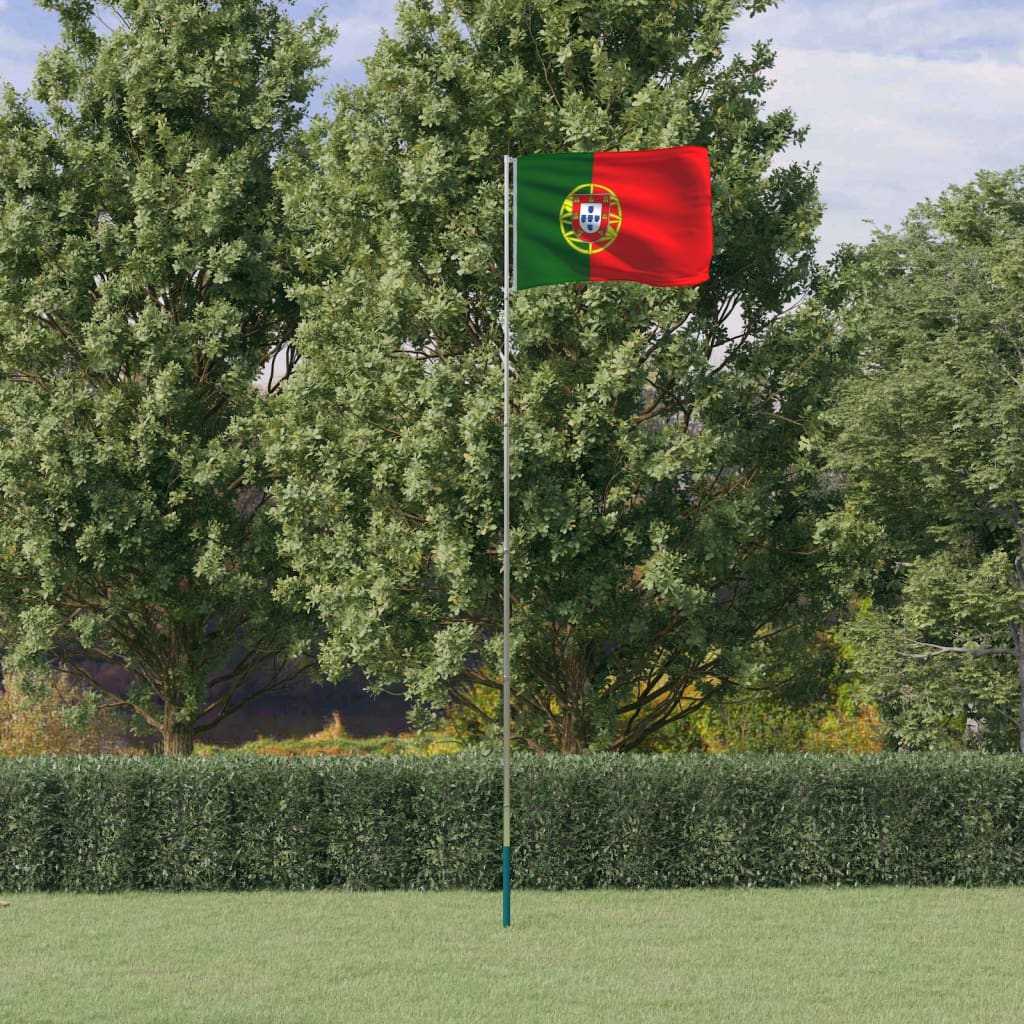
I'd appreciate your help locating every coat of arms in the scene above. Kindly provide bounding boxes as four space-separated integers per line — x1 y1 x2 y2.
559 183 622 254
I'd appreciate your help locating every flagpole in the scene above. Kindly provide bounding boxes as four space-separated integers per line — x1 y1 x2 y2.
501 153 513 929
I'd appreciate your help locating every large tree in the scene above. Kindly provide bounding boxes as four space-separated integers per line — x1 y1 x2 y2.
0 0 331 753
270 0 844 752
821 167 1024 751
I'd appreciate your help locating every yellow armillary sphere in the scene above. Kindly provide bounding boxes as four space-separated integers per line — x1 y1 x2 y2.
559 182 623 255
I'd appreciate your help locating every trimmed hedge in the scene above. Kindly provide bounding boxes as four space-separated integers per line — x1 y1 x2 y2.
2 752 1024 891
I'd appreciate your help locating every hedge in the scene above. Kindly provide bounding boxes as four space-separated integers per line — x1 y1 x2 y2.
2 752 1024 891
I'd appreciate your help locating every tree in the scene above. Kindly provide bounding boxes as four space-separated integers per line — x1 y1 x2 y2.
820 167 1024 751
0 0 332 754
269 0 844 752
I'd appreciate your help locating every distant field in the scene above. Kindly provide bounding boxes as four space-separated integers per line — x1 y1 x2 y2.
1 888 1021 1023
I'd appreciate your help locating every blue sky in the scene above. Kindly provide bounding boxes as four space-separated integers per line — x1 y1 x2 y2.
2 0 1022 257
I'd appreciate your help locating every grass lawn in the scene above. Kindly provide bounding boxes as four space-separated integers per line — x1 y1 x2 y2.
1 887 1021 1023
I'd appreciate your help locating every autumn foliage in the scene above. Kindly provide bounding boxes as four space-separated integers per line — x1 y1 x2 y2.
0 670 122 756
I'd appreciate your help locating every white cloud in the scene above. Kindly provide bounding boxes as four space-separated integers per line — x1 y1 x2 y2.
759 47 1024 255
730 0 1024 63
0 0 63 92
725 1 1024 256
329 15 387 79
327 1 396 83
0 29 45 92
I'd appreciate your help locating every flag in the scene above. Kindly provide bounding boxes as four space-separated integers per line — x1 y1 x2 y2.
514 146 712 290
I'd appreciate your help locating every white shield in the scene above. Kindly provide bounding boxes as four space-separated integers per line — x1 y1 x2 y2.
579 201 604 234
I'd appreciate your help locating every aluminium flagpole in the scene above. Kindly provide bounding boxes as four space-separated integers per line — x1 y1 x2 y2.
501 153 513 929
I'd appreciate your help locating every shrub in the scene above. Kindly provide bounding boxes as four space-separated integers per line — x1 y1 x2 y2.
0 670 123 756
1 752 1023 892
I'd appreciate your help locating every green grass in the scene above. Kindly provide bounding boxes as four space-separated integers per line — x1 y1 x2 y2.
1 888 1022 1023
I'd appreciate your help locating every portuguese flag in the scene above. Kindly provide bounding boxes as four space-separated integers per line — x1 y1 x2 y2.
514 146 712 291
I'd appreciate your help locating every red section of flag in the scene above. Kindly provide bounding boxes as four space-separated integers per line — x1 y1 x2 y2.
590 147 712 287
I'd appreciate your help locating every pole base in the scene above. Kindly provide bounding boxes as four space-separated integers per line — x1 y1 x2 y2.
502 846 511 928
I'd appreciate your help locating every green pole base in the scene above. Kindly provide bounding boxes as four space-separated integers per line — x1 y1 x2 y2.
502 846 511 928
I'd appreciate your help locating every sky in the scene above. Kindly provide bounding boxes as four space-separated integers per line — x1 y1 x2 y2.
1 0 1022 258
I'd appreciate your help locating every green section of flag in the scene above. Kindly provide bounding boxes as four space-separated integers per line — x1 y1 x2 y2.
515 151 593 290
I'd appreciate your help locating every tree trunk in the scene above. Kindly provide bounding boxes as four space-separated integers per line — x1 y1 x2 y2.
162 713 195 756
558 714 585 754
964 704 987 748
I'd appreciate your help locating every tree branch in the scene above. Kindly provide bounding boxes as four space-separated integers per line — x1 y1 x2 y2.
900 641 1015 660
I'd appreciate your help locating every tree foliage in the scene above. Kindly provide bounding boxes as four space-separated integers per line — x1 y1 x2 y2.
0 667 122 755
821 166 1024 750
0 0 332 753
270 0 847 751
